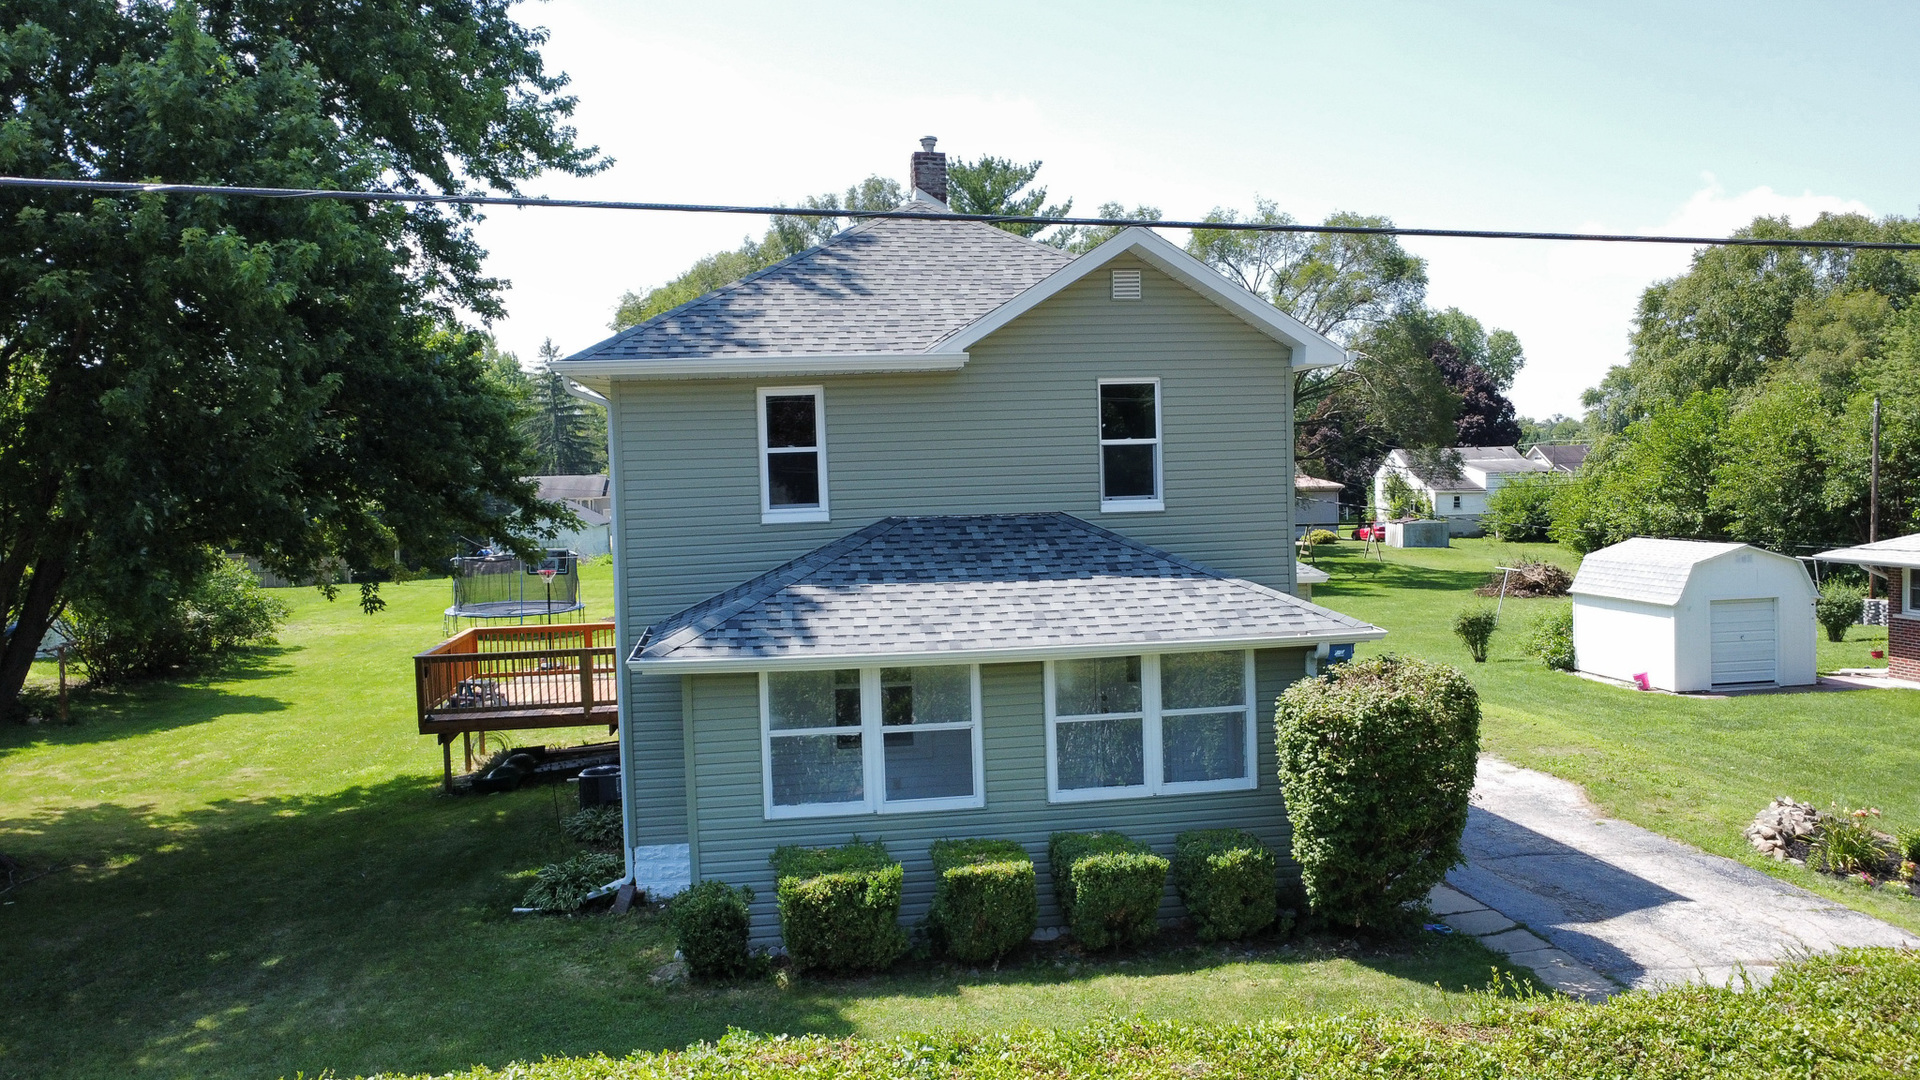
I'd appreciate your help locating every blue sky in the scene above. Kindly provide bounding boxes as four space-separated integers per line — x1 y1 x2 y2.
477 1 1915 416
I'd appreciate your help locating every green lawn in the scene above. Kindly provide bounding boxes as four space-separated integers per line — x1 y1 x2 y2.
2 561 1525 1080
1306 537 1920 936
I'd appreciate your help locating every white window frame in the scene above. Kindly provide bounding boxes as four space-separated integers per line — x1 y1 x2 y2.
758 385 830 524
1905 568 1918 617
759 665 985 820
1097 377 1163 513
1044 650 1257 804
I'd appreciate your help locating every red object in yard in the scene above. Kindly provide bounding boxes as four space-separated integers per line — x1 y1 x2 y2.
1353 523 1385 541
1632 672 1652 691
1871 649 1885 659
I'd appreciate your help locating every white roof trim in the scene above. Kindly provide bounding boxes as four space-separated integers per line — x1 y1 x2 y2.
1814 536 1920 571
930 227 1349 369
551 351 968 390
630 625 1388 674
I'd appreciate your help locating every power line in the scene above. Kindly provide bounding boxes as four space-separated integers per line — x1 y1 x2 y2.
1 174 1916 251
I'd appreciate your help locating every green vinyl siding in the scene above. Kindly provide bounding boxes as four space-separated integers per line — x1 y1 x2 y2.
612 256 1299 850
688 649 1309 943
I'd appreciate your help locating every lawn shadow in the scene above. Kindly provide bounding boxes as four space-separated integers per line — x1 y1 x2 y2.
1 646 297 757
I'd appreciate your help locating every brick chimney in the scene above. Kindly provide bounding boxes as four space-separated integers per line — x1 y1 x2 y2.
910 136 947 204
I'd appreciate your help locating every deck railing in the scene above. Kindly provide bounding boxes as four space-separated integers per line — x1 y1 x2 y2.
414 622 619 730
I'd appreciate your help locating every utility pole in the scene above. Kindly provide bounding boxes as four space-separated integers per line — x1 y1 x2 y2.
1869 396 1881 599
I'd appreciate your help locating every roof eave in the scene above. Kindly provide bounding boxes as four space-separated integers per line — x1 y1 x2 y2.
1814 547 1920 571
629 626 1389 673
552 351 968 391
928 228 1348 368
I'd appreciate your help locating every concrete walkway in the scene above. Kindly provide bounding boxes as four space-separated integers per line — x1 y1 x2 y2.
1436 756 1918 997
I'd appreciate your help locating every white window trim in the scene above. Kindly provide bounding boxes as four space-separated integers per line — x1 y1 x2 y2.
1901 568 1918 619
760 665 985 820
1044 650 1257 804
757 385 830 524
1097 377 1164 513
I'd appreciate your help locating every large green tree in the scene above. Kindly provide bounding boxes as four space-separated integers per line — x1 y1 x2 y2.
945 155 1071 238
0 0 602 713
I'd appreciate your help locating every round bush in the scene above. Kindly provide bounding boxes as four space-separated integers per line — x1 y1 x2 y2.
1303 529 1339 547
1451 605 1498 663
666 879 755 979
1815 581 1865 644
1527 604 1575 671
1275 655 1480 929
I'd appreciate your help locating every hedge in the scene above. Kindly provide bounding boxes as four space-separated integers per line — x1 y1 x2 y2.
768 839 907 974
926 838 1037 964
1172 829 1279 942
1275 655 1480 929
367 948 1920 1079
665 879 754 979
1048 831 1168 950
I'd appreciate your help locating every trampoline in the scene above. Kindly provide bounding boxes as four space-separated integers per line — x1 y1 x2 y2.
445 549 584 633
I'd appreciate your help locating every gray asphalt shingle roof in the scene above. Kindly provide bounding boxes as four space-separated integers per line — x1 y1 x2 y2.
569 204 1073 361
633 513 1384 667
1570 537 1749 606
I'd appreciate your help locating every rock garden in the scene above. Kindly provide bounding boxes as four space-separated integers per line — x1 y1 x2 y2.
1745 797 1920 894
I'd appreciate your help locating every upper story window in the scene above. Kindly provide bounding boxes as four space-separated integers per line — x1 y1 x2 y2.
1044 650 1255 803
1099 378 1162 512
759 387 829 524
761 665 984 819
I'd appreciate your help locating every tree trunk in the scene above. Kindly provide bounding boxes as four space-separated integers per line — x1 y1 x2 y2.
0 553 69 719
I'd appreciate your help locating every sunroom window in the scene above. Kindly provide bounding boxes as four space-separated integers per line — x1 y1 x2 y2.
1098 379 1162 511
1047 650 1254 802
759 387 828 523
762 666 982 818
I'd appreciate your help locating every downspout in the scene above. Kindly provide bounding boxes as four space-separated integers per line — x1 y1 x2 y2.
566 378 637 893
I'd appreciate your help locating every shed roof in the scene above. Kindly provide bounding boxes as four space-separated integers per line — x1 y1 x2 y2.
1294 474 1345 493
533 474 609 501
1813 533 1920 571
1570 537 1751 606
631 513 1383 671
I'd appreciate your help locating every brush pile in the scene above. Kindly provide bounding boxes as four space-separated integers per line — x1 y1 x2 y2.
1474 561 1572 598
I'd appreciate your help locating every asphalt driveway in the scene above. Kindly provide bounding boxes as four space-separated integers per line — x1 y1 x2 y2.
1440 756 1917 994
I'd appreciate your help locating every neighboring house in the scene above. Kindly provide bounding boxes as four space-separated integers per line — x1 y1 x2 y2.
1293 473 1344 537
1813 533 1920 682
1525 443 1589 473
553 138 1386 939
1372 446 1552 536
534 474 612 557
1570 538 1817 692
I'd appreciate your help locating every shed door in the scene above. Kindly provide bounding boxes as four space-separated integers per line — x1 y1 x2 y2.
1710 598 1777 686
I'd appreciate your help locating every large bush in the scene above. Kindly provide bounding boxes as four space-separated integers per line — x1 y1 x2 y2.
769 839 907 974
926 839 1037 964
69 554 289 685
666 879 755 979
1482 473 1561 541
1527 604 1576 671
1275 655 1480 929
1048 831 1168 951
1171 829 1278 942
1815 580 1866 643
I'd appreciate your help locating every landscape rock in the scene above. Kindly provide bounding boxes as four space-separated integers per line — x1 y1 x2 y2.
649 960 689 985
1744 798 1822 862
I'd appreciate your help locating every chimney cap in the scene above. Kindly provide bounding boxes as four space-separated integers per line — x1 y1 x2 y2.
919 136 938 152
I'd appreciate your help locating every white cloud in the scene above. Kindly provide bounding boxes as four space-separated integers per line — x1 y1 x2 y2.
1415 180 1874 419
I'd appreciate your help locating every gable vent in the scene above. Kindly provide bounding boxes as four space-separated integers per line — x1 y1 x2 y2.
1111 269 1142 301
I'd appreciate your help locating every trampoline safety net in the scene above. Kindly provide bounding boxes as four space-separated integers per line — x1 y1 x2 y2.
447 550 583 622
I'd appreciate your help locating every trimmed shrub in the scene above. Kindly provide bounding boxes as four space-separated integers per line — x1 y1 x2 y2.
519 851 623 913
561 805 622 848
1302 529 1338 547
1275 655 1480 929
1452 605 1498 662
1048 831 1168 951
666 879 755 979
769 839 907 974
1172 829 1277 942
1527 604 1575 671
1815 581 1865 643
926 839 1037 964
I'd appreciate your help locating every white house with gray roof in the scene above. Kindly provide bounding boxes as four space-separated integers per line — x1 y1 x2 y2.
1372 445 1553 536
553 138 1384 940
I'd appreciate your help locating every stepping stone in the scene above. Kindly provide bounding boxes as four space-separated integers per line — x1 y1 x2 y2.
1443 908 1516 936
1478 927 1552 956
1427 883 1485 916
1505 947 1615 1002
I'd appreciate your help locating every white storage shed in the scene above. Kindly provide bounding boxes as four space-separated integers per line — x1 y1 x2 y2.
1571 538 1817 692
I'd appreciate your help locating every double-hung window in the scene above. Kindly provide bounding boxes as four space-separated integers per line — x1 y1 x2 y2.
1098 379 1162 512
759 386 828 523
1908 568 1918 614
762 665 984 818
1046 650 1255 802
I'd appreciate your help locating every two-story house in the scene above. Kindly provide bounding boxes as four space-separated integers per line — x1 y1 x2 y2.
1372 446 1553 537
554 140 1386 941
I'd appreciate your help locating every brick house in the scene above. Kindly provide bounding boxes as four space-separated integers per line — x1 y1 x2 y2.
1813 534 1920 681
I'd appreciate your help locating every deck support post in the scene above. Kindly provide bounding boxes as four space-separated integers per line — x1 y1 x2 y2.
439 733 455 793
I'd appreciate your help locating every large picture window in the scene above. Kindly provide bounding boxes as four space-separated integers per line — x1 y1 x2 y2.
1045 650 1255 802
762 665 983 818
1098 379 1162 511
759 386 829 523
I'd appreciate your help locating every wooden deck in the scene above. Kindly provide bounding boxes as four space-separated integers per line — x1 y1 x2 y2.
414 622 619 788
